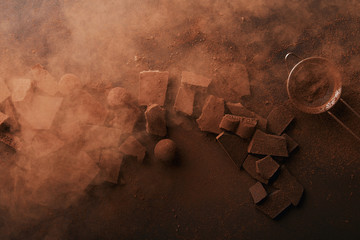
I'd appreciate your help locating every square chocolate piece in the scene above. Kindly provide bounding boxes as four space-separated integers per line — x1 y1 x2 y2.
281 133 299 154
243 155 268 184
248 130 288 157
256 155 280 180
256 190 291 219
139 71 169 106
267 105 294 135
216 132 248 168
249 182 267 204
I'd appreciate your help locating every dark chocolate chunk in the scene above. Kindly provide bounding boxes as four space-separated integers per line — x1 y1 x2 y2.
256 190 291 219
236 117 257 139
273 166 304 206
197 95 224 134
243 155 268 184
145 104 167 136
281 133 299 154
219 114 241 132
216 131 248 168
256 155 280 180
249 182 267 204
267 105 294 135
248 129 288 157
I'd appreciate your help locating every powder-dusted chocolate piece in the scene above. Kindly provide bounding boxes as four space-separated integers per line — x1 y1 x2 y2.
281 133 299 154
267 105 294 135
248 130 288 157
119 135 146 163
197 95 224 134
236 117 258 139
139 71 169 106
243 155 268 184
219 114 241 132
99 148 124 184
256 190 291 219
174 85 195 116
249 182 267 204
273 166 304 206
0 132 22 151
181 71 212 88
0 112 8 126
256 155 280 180
216 132 248 168
145 104 167 137
10 78 33 102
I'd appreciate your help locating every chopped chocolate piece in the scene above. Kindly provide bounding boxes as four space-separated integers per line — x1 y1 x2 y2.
219 114 241 132
107 87 131 107
197 95 224 134
0 112 9 125
174 85 195 116
145 104 167 136
248 130 288 157
249 182 267 204
273 166 304 206
14 95 63 130
243 155 268 184
30 64 58 96
216 132 248 168
0 133 22 151
99 148 124 184
10 78 33 102
58 73 83 96
281 133 299 154
139 71 169 106
267 105 294 135
256 190 291 219
0 78 11 104
255 116 267 131
31 132 64 158
181 71 212 88
236 117 258 139
119 135 146 163
256 155 280 180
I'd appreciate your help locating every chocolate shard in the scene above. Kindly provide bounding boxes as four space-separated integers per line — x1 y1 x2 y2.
243 155 268 184
99 148 124 184
248 129 288 157
216 131 248 168
273 166 304 206
119 135 146 163
181 71 212 88
145 104 167 137
256 155 280 180
197 95 224 134
281 133 299 154
256 190 291 219
267 105 294 135
174 85 195 116
219 114 241 132
235 117 258 139
0 132 23 151
2 99 20 132
249 182 267 204
0 112 9 125
0 78 11 104
139 71 169 106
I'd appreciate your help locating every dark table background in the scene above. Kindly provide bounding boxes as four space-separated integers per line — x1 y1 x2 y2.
0 0 359 239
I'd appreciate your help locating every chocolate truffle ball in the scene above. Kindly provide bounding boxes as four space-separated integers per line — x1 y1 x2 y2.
59 73 82 95
154 139 176 164
107 87 131 107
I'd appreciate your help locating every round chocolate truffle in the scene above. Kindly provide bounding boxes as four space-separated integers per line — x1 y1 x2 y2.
107 87 131 107
59 73 82 95
154 139 176 164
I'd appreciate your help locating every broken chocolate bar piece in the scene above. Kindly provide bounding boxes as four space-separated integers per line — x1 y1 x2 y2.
243 155 268 184
139 71 169 106
256 190 291 219
216 132 248 168
174 85 195 116
0 78 11 104
248 130 288 157
0 133 22 151
0 112 9 125
249 182 267 204
267 105 294 135
145 104 167 136
197 95 224 134
181 71 212 88
119 136 146 163
219 114 241 132
273 166 304 206
256 155 280 180
30 64 59 96
281 133 299 154
236 117 257 139
99 148 124 184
